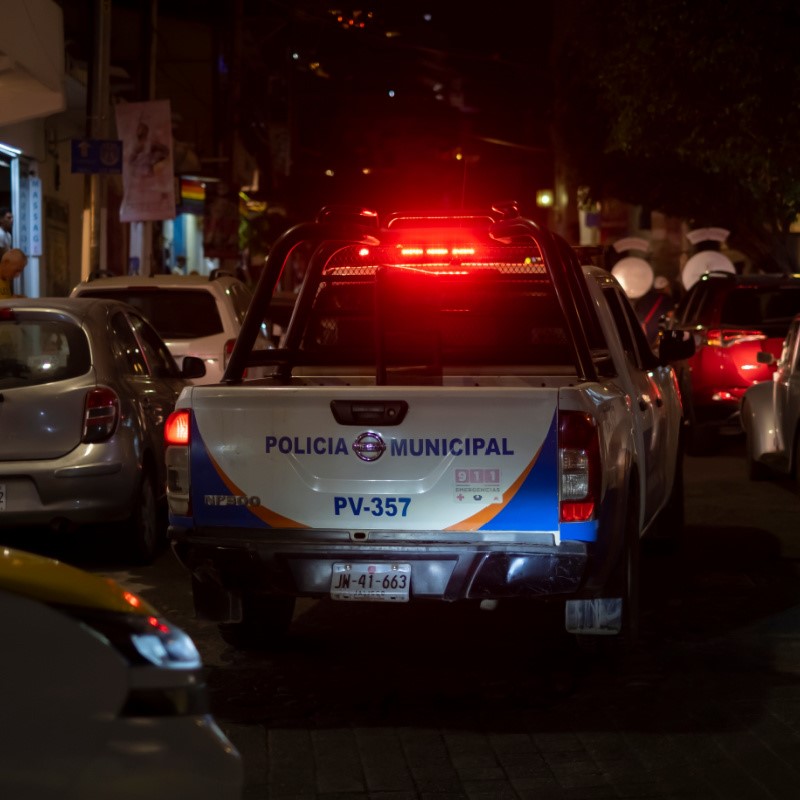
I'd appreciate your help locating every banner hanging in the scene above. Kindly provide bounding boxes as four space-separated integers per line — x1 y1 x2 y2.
115 100 176 222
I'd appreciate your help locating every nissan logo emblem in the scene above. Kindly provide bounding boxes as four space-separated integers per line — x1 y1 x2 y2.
352 431 386 462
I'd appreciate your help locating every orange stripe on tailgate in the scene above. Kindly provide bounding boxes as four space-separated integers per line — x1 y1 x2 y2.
207 449 309 529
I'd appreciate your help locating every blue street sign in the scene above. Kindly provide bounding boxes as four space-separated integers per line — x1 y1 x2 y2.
71 139 123 174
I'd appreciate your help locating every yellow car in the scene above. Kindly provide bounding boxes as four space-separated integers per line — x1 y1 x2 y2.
0 547 242 800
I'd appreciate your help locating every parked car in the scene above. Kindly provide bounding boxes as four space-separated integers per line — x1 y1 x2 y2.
0 545 242 800
0 297 205 562
740 313 800 481
667 271 800 452
70 272 288 383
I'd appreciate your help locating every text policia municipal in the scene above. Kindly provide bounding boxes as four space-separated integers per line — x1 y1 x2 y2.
264 436 515 457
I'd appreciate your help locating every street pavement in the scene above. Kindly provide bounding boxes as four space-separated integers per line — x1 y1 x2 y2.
13 438 799 799
191 438 800 800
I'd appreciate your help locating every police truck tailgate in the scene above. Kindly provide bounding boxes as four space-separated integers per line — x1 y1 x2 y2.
186 385 560 535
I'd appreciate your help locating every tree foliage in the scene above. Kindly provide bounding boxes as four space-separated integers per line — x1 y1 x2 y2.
553 0 800 270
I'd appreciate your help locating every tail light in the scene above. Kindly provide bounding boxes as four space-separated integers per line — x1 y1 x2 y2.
83 387 120 443
705 328 765 347
223 338 247 377
165 410 191 515
222 338 236 369
164 410 190 446
558 411 600 523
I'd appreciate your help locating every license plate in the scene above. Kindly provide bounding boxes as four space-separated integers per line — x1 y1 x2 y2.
0 483 5 511
330 562 411 602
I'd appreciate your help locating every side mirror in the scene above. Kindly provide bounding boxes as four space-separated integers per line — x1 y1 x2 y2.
658 328 695 363
181 355 207 380
756 351 775 365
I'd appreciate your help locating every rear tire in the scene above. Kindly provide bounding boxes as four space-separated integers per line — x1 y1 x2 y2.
742 405 771 481
745 446 771 481
122 469 162 564
218 594 296 650
575 495 640 657
613 499 640 650
648 440 685 552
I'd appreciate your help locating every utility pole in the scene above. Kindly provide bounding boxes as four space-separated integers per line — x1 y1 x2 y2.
82 0 112 280
129 0 158 276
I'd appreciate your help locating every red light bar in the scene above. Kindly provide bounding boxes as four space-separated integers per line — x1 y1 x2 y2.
394 245 478 258
326 243 544 276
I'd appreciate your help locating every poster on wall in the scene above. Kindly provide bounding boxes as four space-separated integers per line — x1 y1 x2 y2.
115 99 176 222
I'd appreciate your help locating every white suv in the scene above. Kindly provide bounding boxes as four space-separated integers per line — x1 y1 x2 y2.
71 273 271 384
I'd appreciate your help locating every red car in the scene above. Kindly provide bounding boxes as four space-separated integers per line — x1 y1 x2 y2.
669 271 800 452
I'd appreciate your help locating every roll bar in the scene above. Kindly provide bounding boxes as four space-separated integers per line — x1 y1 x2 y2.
223 206 599 384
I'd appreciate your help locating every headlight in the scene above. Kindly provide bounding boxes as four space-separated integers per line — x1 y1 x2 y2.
130 616 201 669
69 608 201 669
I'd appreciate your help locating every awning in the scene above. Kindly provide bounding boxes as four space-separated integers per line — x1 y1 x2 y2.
0 0 66 127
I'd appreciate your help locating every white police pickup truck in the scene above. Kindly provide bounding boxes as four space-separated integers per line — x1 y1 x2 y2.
164 203 694 650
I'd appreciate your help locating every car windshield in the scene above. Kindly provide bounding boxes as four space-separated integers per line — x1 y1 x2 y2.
77 288 223 339
720 287 800 332
299 267 576 369
0 316 90 389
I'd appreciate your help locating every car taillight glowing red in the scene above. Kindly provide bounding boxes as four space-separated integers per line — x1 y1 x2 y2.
82 387 120 443
705 328 765 347
558 411 600 523
223 338 247 377
164 410 190 446
223 338 236 365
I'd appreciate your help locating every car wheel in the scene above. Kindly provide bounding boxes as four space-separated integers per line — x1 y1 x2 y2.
648 442 685 552
218 594 296 650
575 493 640 657
613 496 640 650
744 422 771 481
123 469 162 564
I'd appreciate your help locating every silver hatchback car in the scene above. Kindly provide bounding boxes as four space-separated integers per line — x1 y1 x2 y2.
0 298 205 562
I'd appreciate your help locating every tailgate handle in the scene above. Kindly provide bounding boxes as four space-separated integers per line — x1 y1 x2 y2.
330 400 408 426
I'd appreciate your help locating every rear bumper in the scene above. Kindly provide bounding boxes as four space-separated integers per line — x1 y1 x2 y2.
170 526 594 619
0 457 140 528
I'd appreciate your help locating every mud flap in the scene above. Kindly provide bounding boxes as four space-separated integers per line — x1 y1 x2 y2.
565 598 622 635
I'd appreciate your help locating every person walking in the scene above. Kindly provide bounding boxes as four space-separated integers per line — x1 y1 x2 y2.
0 208 13 256
0 248 28 299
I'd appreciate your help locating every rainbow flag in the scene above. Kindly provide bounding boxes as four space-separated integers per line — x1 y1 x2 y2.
179 179 205 214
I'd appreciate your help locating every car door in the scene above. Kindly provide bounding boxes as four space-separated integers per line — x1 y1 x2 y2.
602 284 672 523
109 311 183 490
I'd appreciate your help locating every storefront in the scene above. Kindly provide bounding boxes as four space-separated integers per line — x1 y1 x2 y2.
0 141 43 297
0 0 66 297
